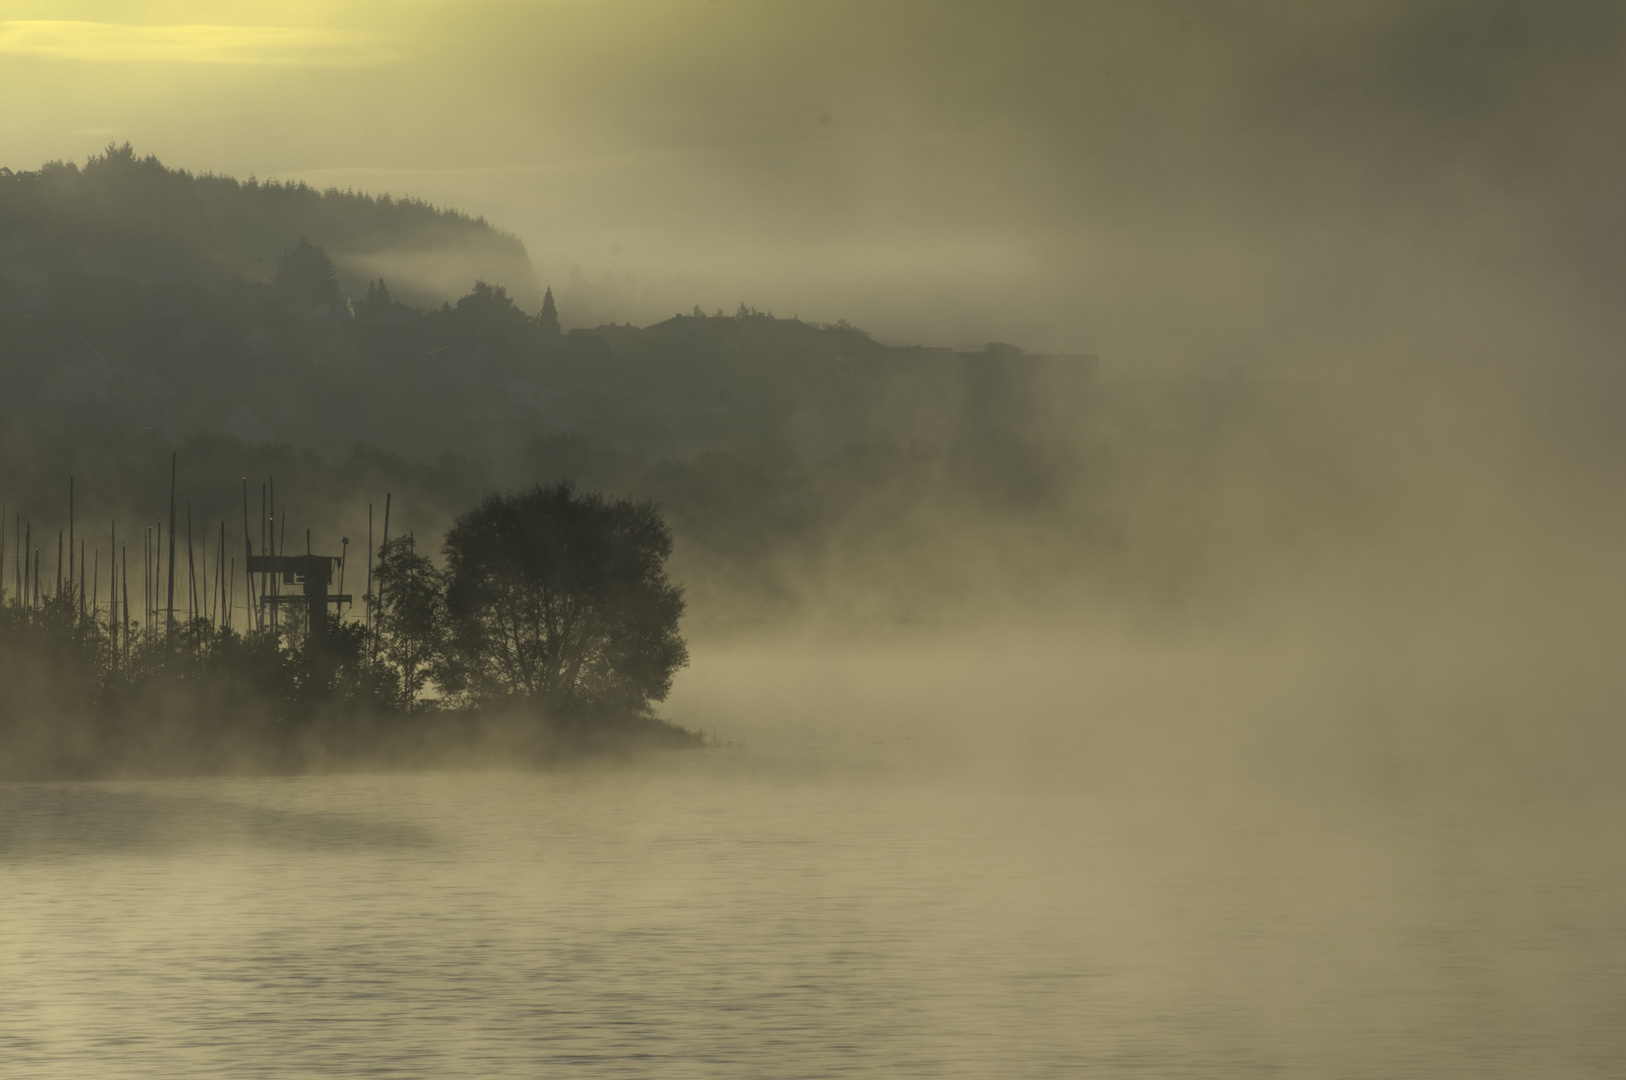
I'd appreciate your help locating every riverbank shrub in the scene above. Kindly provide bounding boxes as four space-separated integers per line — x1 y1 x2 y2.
0 486 694 779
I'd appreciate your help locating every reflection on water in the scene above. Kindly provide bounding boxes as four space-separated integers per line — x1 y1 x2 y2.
3 754 1624 1078
3 633 1625 1078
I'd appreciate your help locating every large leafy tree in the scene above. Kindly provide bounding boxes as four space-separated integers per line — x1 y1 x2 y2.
441 483 687 717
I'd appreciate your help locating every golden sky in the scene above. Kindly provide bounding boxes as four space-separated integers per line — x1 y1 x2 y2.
3 1 1624 367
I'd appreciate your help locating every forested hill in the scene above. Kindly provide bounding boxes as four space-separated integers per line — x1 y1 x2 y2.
0 147 1156 627
0 145 538 310
0 146 1094 470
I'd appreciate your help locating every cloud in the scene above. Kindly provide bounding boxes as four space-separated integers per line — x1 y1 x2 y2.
0 20 397 65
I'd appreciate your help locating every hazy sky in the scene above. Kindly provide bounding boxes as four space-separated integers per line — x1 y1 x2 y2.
4 1 1624 368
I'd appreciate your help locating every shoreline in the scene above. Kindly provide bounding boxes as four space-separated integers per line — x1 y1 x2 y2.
0 707 705 784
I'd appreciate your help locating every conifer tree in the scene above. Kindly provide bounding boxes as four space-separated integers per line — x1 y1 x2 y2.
357 279 393 321
273 235 343 312
538 286 561 336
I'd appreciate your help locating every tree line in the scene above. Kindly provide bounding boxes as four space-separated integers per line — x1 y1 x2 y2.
0 481 691 778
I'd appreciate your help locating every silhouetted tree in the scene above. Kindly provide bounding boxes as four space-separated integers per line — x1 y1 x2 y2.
273 235 343 311
538 286 561 336
356 278 393 321
452 279 531 340
371 534 447 712
441 482 687 717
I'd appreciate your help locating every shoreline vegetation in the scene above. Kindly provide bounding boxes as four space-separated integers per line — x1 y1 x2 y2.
0 473 698 783
0 146 1457 783
0 146 1096 779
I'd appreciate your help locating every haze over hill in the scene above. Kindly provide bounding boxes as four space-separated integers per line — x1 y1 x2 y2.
0 146 1620 634
3 143 1623 640
9 2 1626 371
3 9 1626 1077
0 146 1105 626
0 144 537 311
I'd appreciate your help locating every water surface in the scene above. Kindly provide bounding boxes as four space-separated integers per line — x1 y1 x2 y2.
3 640 1623 1077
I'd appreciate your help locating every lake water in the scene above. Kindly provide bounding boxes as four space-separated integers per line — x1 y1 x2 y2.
2 637 1624 1078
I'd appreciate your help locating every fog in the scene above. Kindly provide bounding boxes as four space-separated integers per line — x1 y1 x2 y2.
3 2 1626 1075
3 2 1622 362
0 0 1621 767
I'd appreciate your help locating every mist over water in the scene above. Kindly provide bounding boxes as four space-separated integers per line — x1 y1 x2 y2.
5 600 1625 1077
4 1 1626 1075
2 253 1624 1080
2 301 1624 1076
